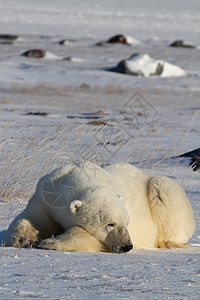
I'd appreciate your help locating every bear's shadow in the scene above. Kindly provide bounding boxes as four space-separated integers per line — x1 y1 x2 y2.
0 230 6 244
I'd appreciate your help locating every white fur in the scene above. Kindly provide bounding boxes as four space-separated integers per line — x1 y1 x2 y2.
3 162 195 252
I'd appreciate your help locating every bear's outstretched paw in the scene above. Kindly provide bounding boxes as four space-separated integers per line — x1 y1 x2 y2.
13 235 41 248
38 239 59 251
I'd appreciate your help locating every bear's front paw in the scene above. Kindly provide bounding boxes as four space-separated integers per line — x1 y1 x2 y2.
38 239 58 251
12 219 40 248
13 235 41 248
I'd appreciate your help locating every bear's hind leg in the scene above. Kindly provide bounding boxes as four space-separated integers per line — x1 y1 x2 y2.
39 226 109 253
5 219 40 248
148 176 195 248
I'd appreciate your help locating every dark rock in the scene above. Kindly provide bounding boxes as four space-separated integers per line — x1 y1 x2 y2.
180 148 200 157
109 53 142 75
110 60 127 74
179 148 200 171
150 63 164 76
110 59 144 76
0 34 18 44
59 39 76 45
26 112 48 116
108 53 185 77
59 40 66 45
22 49 46 58
62 56 72 61
96 34 140 46
170 40 196 48
0 34 18 40
106 34 128 44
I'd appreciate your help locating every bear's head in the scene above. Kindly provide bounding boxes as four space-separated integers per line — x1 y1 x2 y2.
70 187 133 253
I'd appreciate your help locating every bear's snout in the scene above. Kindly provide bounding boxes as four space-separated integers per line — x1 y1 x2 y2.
105 226 133 253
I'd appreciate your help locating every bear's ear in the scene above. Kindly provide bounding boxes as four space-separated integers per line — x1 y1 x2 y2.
118 194 126 205
70 200 83 213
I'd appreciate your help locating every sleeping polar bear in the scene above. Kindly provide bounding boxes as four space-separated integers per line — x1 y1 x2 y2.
3 162 195 253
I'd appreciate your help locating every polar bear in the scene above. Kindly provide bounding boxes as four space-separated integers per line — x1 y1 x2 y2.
3 162 195 252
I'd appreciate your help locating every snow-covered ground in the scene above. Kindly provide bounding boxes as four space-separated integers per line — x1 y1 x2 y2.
0 0 200 299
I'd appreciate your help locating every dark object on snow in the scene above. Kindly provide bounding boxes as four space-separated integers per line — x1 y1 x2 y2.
179 148 200 171
26 112 48 116
0 34 18 40
62 56 72 61
95 34 129 47
150 63 164 76
0 34 18 44
59 39 76 45
22 49 46 58
59 39 67 45
109 53 164 77
109 53 144 76
170 40 196 49
107 34 128 44
110 59 144 76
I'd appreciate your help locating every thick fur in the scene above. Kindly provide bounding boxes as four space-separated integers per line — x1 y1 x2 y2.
40 226 109 252
3 162 195 252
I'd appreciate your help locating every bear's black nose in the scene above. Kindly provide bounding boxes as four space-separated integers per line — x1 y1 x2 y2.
113 243 133 253
121 244 133 253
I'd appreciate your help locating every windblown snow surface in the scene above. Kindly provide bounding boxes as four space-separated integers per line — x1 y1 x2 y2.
0 1 200 299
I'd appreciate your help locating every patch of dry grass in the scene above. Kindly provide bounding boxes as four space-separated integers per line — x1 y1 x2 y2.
2 97 197 213
0 115 157 211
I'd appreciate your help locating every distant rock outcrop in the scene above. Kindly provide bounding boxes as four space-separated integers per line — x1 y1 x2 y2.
106 34 137 45
22 49 46 58
21 49 69 60
0 34 18 40
179 148 200 171
109 54 186 77
96 34 141 46
0 34 18 44
170 40 196 49
59 39 76 45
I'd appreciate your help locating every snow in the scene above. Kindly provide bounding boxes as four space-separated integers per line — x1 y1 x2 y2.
0 0 200 299
0 248 200 299
43 51 63 60
121 35 141 46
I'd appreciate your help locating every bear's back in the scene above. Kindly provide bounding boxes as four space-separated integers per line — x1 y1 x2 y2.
36 162 119 207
